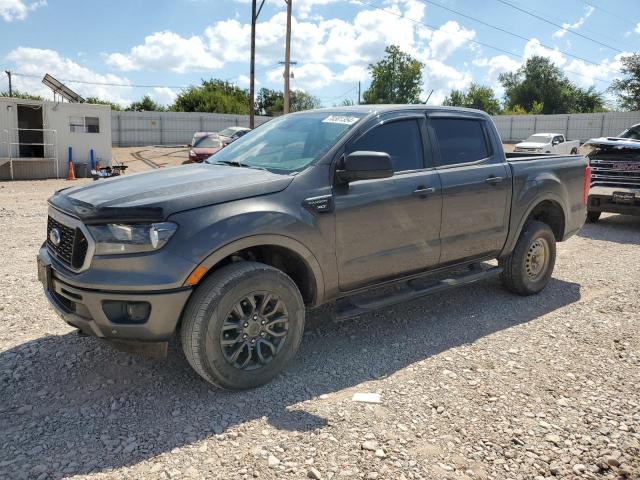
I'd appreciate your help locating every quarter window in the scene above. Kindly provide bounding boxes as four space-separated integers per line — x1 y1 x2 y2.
348 119 424 172
431 118 489 167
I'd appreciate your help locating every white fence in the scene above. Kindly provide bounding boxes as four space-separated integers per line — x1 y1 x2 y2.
492 111 640 143
111 111 270 147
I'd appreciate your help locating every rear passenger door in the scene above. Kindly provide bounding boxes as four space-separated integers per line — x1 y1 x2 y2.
334 114 442 290
428 114 510 264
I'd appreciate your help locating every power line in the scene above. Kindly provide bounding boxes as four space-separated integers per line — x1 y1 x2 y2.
353 0 614 86
10 72 189 90
495 0 623 53
414 0 619 69
579 0 640 30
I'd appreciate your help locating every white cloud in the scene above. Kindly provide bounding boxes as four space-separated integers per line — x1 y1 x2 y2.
6 47 133 106
150 87 177 106
336 65 368 83
552 5 594 38
636 22 640 34
473 55 520 81
106 31 222 73
428 21 475 61
0 0 45 21
423 59 472 104
524 38 566 66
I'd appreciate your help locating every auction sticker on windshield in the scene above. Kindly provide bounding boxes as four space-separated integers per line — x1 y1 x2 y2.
322 115 360 125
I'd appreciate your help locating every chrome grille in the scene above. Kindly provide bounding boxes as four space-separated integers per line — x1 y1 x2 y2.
590 155 640 189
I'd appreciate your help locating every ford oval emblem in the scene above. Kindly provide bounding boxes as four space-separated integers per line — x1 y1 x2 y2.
49 228 61 246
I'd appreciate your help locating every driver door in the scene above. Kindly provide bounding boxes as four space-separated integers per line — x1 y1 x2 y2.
333 115 442 291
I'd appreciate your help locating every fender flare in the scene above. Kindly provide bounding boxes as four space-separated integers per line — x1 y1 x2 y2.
186 234 326 305
501 192 568 257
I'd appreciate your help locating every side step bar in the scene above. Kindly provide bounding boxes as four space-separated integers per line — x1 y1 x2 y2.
334 266 503 322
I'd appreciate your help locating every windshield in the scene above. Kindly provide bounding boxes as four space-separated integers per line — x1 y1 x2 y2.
207 111 365 173
218 128 237 137
619 126 640 140
525 134 552 144
193 136 221 148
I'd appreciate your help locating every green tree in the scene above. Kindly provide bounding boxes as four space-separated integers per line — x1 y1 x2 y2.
362 45 423 104
85 96 122 111
255 88 321 115
126 95 166 112
499 56 605 114
443 83 501 115
290 90 322 112
1 89 43 100
172 79 248 114
609 53 640 111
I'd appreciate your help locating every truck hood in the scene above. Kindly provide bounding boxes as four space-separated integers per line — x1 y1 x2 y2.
49 164 294 224
584 136 640 150
515 142 548 149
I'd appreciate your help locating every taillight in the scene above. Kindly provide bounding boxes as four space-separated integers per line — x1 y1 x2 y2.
582 165 591 205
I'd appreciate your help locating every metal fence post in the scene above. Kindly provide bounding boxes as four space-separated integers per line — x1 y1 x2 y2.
566 115 570 139
509 116 513 142
600 113 605 137
159 115 164 145
117 114 122 147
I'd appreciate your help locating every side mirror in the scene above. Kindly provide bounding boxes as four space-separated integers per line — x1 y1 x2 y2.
336 151 393 183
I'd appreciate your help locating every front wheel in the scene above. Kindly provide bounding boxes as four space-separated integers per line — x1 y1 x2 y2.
180 262 305 390
499 221 556 296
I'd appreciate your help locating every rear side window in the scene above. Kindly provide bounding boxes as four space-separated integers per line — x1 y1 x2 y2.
431 118 489 167
349 119 424 172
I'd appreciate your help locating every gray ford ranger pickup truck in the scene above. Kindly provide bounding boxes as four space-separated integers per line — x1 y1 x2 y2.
38 106 590 390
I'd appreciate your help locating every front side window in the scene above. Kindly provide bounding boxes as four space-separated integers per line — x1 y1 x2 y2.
207 111 365 173
348 119 424 172
553 135 564 144
619 126 640 140
431 118 489 167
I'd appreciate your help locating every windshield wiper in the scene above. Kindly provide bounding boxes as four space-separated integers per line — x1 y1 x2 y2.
211 160 247 167
210 160 269 171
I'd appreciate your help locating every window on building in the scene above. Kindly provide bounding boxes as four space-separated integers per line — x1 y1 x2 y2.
85 117 100 133
69 116 100 133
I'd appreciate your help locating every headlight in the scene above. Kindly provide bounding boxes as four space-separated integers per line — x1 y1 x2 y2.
88 222 178 255
189 150 196 157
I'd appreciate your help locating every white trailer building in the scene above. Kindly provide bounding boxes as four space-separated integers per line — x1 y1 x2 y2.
0 97 112 180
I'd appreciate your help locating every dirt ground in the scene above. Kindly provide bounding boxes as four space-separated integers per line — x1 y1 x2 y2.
0 153 638 480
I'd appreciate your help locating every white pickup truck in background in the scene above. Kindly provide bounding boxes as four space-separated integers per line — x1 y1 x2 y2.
514 133 580 155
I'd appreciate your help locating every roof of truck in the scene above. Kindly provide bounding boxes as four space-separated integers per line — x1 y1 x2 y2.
306 104 490 115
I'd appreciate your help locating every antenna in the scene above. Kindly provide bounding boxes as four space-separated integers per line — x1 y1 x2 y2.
42 73 85 103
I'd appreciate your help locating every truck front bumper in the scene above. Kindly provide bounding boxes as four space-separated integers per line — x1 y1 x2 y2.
38 247 192 342
588 186 640 216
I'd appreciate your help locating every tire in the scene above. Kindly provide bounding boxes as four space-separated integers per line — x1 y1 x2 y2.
499 221 556 296
570 147 578 154
586 210 601 223
180 261 305 390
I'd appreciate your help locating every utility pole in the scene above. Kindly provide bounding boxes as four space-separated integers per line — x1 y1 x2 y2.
5 71 12 97
358 81 361 105
283 0 292 114
249 0 265 128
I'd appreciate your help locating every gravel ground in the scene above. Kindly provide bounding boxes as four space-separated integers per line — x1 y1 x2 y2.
0 178 639 480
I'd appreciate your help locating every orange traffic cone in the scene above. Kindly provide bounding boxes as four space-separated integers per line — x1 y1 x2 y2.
66 161 76 180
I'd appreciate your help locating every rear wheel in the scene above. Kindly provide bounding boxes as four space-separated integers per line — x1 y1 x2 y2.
499 221 556 296
180 262 305 390
586 210 601 223
570 147 578 154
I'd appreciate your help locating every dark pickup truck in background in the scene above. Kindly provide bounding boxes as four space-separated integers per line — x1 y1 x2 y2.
584 123 640 223
38 106 590 390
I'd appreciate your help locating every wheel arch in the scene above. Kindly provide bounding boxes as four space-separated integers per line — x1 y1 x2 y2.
184 235 325 307
501 193 568 257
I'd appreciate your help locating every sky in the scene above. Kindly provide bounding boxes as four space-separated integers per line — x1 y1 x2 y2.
0 0 638 108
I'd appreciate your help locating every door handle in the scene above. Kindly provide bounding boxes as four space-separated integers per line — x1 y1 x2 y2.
485 176 505 184
412 186 435 197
